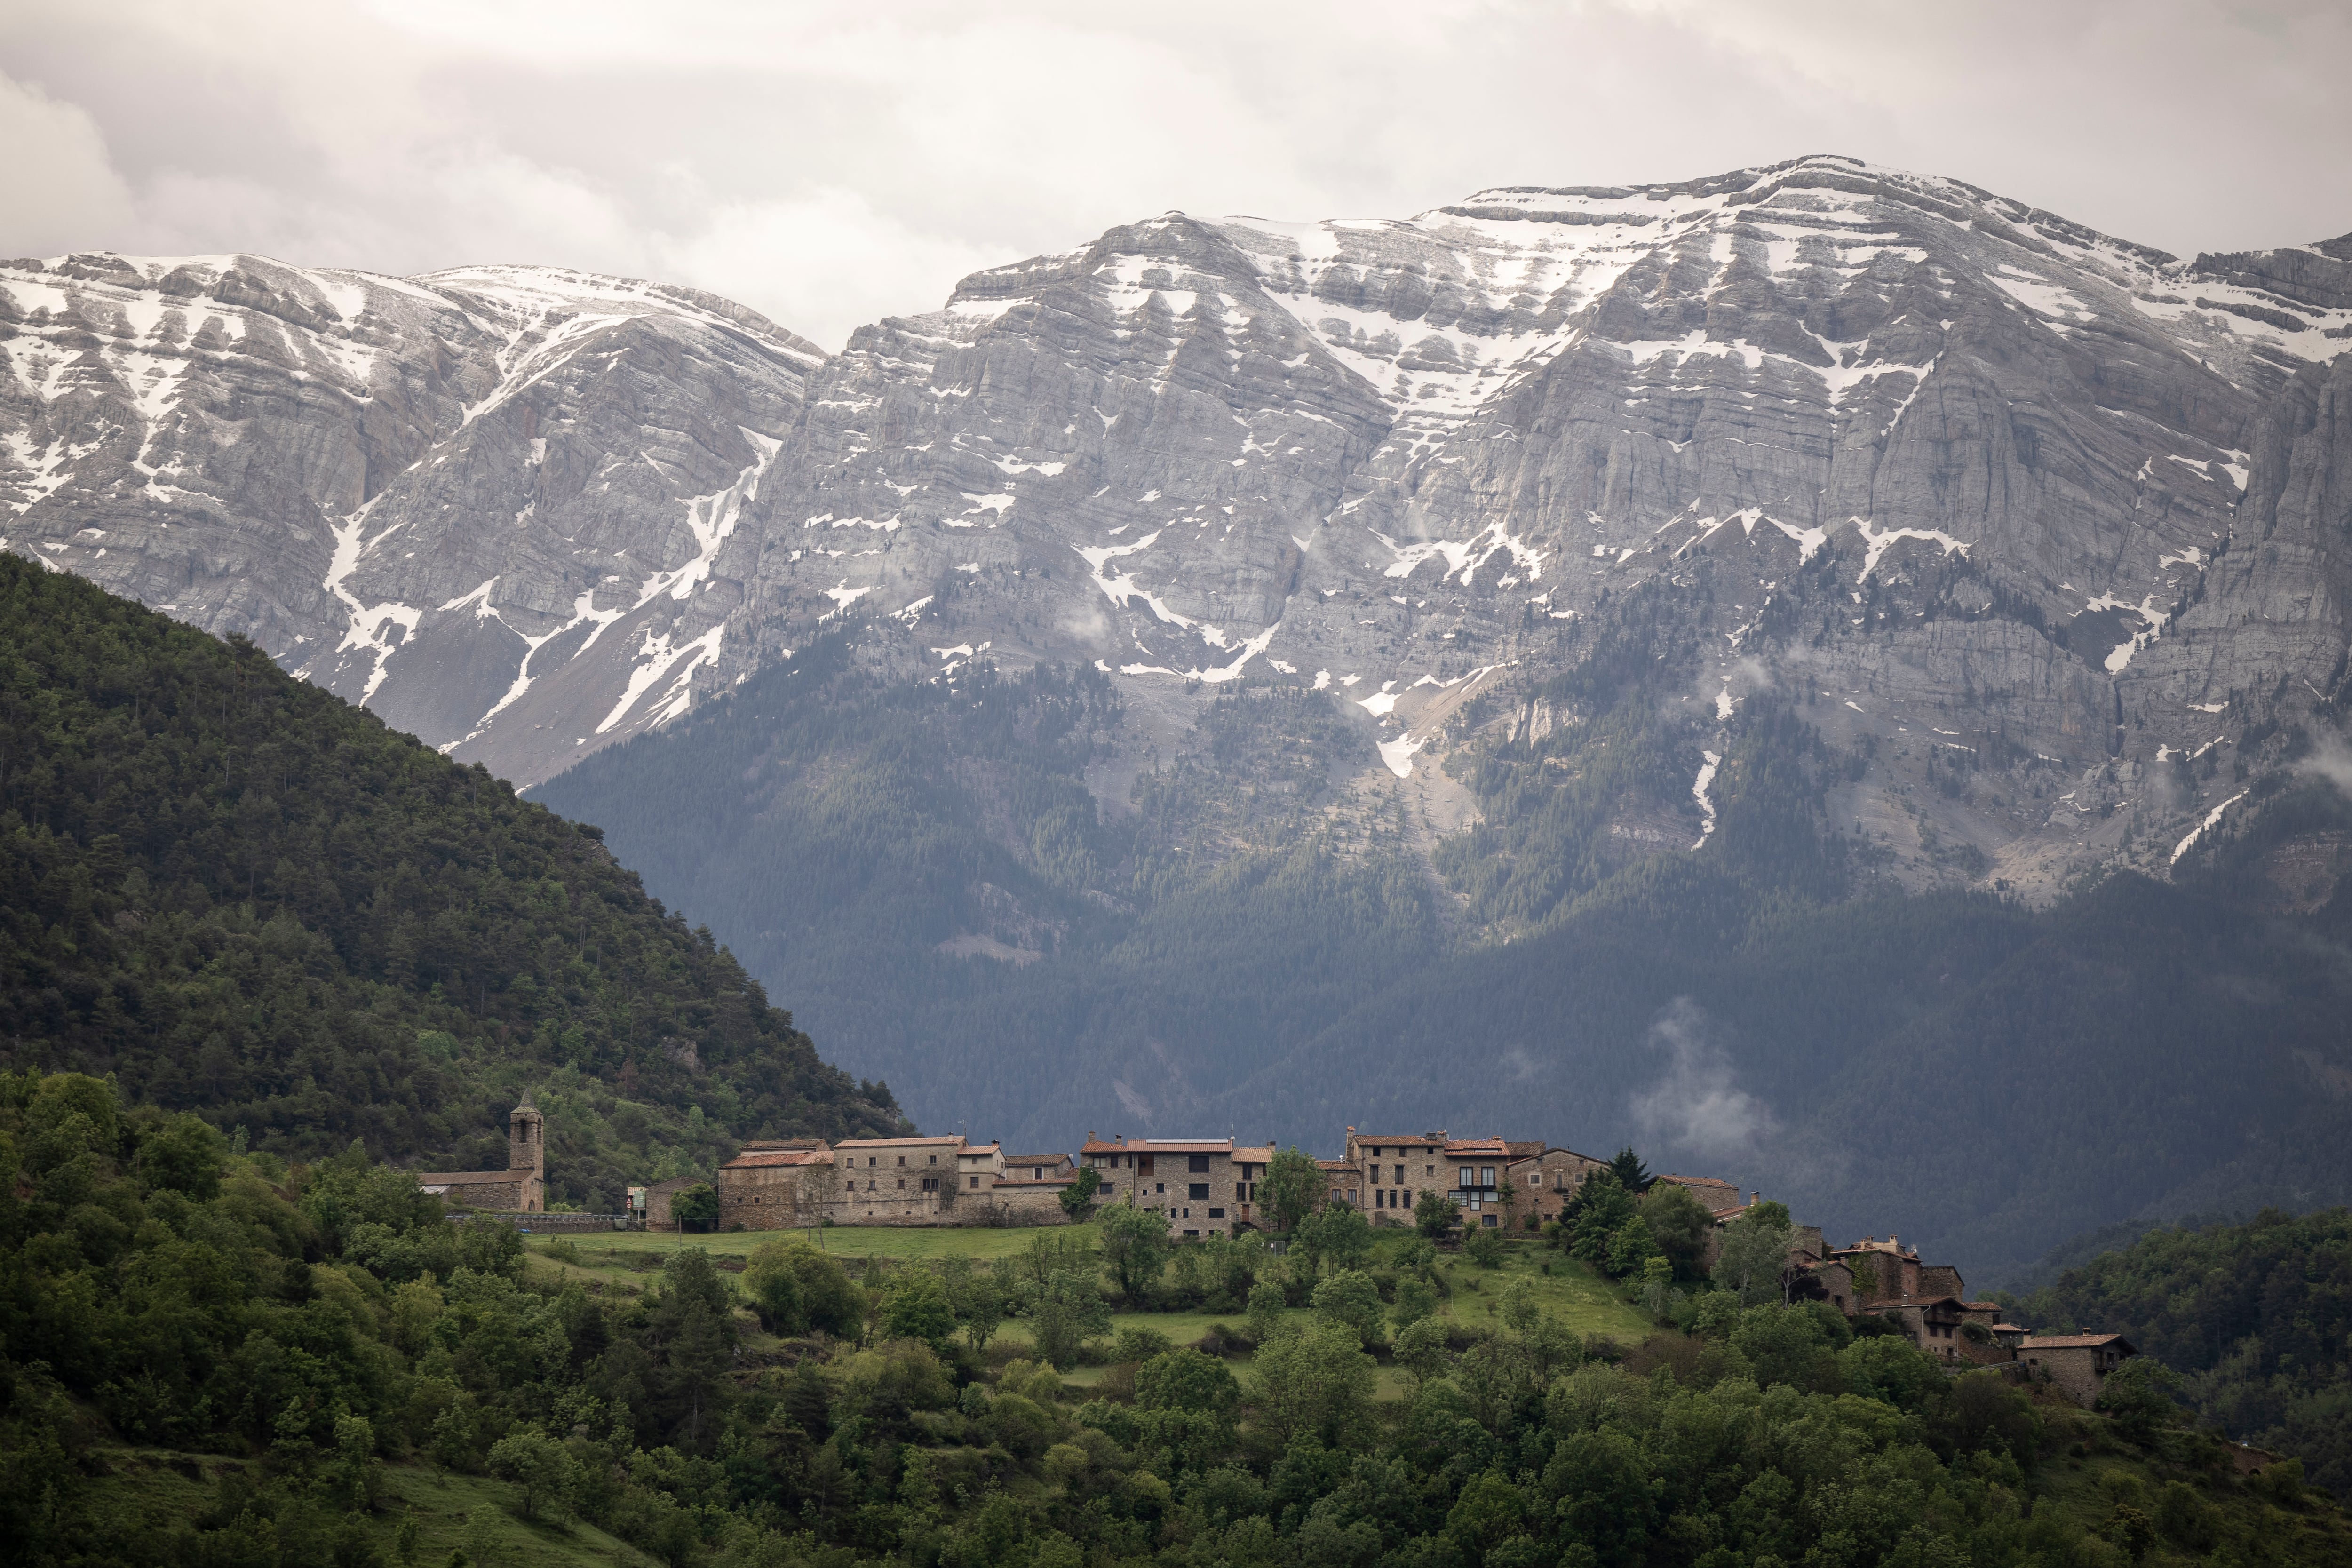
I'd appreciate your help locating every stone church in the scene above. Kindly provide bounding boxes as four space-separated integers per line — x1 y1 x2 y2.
414 1093 546 1212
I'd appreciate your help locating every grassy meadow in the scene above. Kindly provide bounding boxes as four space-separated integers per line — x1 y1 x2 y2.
521 1221 1651 1397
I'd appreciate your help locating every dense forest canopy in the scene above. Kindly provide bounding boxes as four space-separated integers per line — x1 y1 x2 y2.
0 557 904 1207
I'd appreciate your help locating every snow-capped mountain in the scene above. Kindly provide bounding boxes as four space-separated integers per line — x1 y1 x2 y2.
8 155 2352 891
0 252 822 777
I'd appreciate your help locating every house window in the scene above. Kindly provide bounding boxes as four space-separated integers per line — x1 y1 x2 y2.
897 1156 906 1167
1184 1229 1199 1237
928 1154 937 1165
1209 1208 1225 1218
1189 1155 1210 1173
868 1157 877 1167
1482 1167 1495 1186
969 1175 980 1189
1189 1183 1209 1200
1482 1214 1499 1227
1156 1183 1165 1194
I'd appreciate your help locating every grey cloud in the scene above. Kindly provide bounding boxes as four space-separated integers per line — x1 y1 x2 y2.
2 2 2349 350
1628 998 1778 1163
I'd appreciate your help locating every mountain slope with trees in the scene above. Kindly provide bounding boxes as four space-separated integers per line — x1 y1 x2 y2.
0 557 904 1206
2017 1208 2352 1498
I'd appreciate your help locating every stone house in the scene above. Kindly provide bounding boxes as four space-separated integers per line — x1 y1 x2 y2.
1446 1137 1512 1228
1506 1146 1610 1228
955 1141 1006 1194
1079 1135 1264 1237
834 1134 967 1222
715 1141 834 1230
2019 1333 2138 1404
1319 1158 1360 1209
1659 1173 1743 1217
1343 1130 1450 1224
637 1173 712 1231
1001 1152 1076 1184
415 1094 546 1213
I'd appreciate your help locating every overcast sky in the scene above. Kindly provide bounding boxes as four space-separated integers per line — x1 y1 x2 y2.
4 0 2348 350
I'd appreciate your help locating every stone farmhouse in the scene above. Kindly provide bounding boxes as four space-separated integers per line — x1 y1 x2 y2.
1077 1136 1276 1237
1333 1129 1627 1230
701 1132 1086 1230
435 1099 2143 1400
1793 1234 2133 1404
413 1094 546 1212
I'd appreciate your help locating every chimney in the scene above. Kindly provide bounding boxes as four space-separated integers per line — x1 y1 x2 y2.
1087 1131 1096 1145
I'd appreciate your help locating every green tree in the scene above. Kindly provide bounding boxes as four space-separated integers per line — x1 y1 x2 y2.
1391 1275 1439 1334
135 1112 228 1201
1414 1189 1456 1238
1562 1170 1636 1265
880 1271 957 1354
1251 1316 1376 1446
743 1237 862 1337
1311 1269 1386 1347
1295 1202 1373 1276
1712 1208 1795 1305
671 1183 719 1230
649 1249 738 1447
1637 1181 1714 1281
1136 1347 1240 1416
1464 1224 1505 1268
1607 1147 1652 1194
1057 1165 1101 1219
1247 1278 1288 1344
1261 1146 1326 1234
1393 1315 1453 1385
1097 1198 1172 1301
2097 1357 2185 1445
1446 1470 1529 1560
1603 1216 1659 1279
1028 1269 1111 1370
958 1271 1008 1356
486 1428 580 1521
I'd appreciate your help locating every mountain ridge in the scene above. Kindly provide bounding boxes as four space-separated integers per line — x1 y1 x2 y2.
8 155 2350 901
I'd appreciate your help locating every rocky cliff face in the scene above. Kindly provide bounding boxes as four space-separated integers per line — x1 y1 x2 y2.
0 253 822 779
7 156 2351 895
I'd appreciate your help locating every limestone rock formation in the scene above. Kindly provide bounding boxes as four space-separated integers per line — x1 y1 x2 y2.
8 156 2352 893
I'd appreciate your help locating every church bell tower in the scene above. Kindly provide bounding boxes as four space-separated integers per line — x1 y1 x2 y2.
508 1091 546 1212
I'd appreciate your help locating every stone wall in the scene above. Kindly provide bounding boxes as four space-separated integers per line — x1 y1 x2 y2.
458 1211 634 1232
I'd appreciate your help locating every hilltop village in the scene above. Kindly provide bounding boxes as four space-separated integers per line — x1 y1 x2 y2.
419 1102 2140 1406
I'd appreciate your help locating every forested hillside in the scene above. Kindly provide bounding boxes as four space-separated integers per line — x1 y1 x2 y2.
2017 1209 2352 1498
11 1070 2348 1568
0 557 904 1207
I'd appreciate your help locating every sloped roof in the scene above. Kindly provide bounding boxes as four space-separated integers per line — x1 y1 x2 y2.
835 1134 965 1149
1446 1138 1509 1156
723 1149 831 1170
1081 1137 1233 1154
2021 1333 2137 1350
